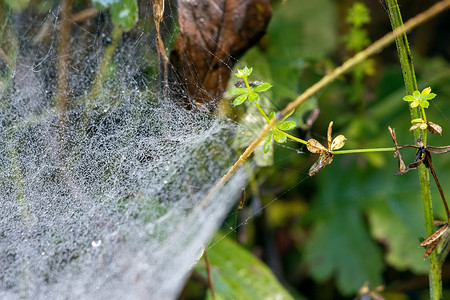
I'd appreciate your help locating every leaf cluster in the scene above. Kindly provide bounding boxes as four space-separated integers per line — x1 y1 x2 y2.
403 87 436 109
229 67 272 106
230 67 298 154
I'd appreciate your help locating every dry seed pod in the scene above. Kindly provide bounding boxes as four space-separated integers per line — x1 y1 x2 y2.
307 139 328 153
308 153 333 176
427 121 442 135
420 223 450 258
327 121 333 148
331 134 346 151
153 0 164 25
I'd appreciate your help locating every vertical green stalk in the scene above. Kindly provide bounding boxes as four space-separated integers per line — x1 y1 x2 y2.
384 1 440 299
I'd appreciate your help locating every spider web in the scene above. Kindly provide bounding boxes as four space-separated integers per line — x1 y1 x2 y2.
0 2 247 299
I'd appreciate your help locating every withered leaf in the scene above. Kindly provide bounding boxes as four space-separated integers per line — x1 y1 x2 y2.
308 153 333 177
327 121 333 148
388 126 407 175
307 139 328 154
409 122 425 131
421 223 450 247
423 239 439 259
153 0 164 25
169 0 272 107
421 223 450 258
330 134 346 151
427 121 442 135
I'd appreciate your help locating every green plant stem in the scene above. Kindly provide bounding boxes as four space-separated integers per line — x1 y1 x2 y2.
283 132 308 145
421 107 428 123
332 147 396 154
200 0 450 208
245 74 271 123
385 0 440 299
254 103 270 123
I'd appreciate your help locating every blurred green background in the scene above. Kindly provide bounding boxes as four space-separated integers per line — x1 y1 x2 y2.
3 0 450 298
182 0 450 299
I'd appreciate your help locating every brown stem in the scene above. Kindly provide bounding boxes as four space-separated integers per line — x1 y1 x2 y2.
153 0 169 99
70 7 98 23
203 247 216 300
56 0 72 122
426 152 450 220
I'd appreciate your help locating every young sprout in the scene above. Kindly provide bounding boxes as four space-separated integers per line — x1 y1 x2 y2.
403 87 442 134
229 67 272 106
230 67 303 154
307 121 346 176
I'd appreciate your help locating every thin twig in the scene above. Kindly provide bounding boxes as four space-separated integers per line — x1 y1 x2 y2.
199 0 450 207
153 0 169 99
203 247 216 300
70 7 98 23
426 153 450 220
56 0 72 121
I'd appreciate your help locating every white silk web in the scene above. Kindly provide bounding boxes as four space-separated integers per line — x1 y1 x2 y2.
0 2 246 299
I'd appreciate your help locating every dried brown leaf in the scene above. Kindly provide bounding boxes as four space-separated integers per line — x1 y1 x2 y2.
327 121 333 148
423 239 439 259
306 139 328 153
152 0 164 25
420 223 450 246
308 153 333 176
169 0 272 106
331 134 346 151
421 223 450 259
427 121 442 135
409 123 422 131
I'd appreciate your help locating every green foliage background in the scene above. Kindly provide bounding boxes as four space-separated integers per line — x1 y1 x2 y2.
2 0 450 298
188 0 450 299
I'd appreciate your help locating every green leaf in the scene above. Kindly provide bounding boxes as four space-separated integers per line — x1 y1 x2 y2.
198 235 295 300
411 118 425 123
280 109 295 122
248 92 260 103
410 100 419 108
233 94 248 106
424 93 436 100
229 87 248 95
252 83 272 93
420 100 430 109
402 95 415 102
4 0 29 11
268 111 276 120
367 201 428 273
303 162 386 295
232 95 274 166
273 130 287 143
303 208 383 296
110 0 138 31
277 120 296 131
263 131 273 153
236 66 253 78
